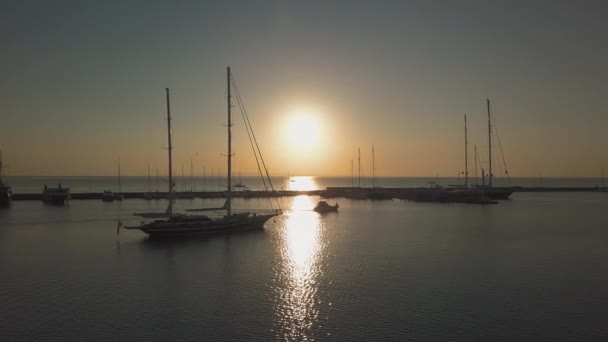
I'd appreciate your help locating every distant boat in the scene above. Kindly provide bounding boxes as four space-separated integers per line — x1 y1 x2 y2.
313 200 339 213
465 99 512 200
42 183 70 205
102 190 114 202
0 151 11 207
125 68 281 237
368 144 393 200
114 159 124 200
144 163 153 200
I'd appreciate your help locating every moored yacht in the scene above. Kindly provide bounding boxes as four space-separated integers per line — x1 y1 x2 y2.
124 68 281 237
42 184 70 205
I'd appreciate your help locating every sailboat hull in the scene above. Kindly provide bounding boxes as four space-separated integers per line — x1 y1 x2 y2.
486 190 512 200
139 213 279 238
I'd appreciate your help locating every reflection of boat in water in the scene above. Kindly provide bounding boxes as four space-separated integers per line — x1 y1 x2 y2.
125 68 280 237
42 184 70 205
313 200 339 213
0 152 11 207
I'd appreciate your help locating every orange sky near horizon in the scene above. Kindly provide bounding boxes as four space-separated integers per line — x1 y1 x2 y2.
1 2 607 178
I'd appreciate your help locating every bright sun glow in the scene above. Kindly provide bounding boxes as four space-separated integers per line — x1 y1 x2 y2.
285 109 320 151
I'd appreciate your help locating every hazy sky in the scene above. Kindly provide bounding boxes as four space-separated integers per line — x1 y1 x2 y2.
1 0 607 177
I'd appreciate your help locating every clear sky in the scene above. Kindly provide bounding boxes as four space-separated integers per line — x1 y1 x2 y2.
1 0 607 177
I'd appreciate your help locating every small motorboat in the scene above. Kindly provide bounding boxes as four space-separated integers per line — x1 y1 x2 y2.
313 200 339 213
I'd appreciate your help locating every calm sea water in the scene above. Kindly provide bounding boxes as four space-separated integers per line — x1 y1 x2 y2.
1 179 607 340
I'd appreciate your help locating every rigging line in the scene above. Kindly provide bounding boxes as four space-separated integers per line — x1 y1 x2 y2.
231 75 275 192
475 144 483 175
233 83 268 191
489 105 511 183
232 86 275 210
231 74 279 196
230 74 280 209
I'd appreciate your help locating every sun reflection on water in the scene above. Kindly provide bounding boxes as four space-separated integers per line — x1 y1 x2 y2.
274 195 325 341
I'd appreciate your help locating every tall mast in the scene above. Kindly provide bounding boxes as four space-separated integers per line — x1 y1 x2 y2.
147 162 151 193
487 98 492 188
191 159 194 191
166 88 174 215
372 144 375 188
118 157 122 194
351 159 354 188
0 150 3 183
474 144 478 186
181 163 184 191
358 147 361 188
464 114 468 187
156 168 159 192
226 67 233 216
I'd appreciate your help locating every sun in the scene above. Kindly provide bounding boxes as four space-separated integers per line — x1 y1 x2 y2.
284 109 320 151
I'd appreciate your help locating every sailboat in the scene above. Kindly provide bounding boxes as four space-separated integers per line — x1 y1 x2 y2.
0 151 12 207
124 67 281 237
114 158 124 200
475 99 512 200
102 159 124 201
367 144 392 200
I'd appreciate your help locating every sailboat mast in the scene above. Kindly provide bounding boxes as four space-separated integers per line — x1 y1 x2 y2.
166 88 174 215
372 144 375 188
474 144 478 186
226 67 232 216
358 148 361 188
464 114 468 187
191 159 194 191
147 162 151 193
118 157 122 193
487 99 492 188
351 159 354 188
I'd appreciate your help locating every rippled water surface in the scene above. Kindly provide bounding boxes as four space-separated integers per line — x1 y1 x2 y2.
1 192 608 341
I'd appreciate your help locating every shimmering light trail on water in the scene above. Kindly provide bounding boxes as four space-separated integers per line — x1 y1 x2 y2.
274 196 325 340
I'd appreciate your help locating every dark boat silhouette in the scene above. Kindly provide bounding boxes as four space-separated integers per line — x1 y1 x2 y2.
42 183 70 205
124 68 280 238
313 200 339 213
